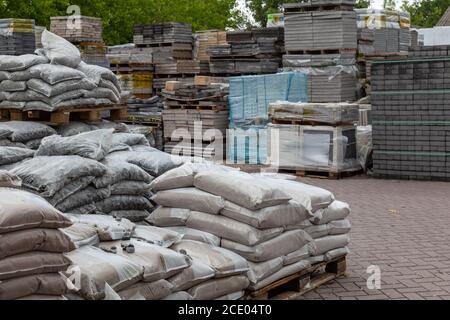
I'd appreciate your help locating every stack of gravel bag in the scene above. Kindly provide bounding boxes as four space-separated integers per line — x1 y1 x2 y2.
148 163 333 293
0 30 121 114
252 175 351 268
0 171 75 300
0 121 56 150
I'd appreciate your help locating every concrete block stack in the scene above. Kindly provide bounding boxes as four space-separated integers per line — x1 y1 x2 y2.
0 19 36 55
371 53 450 180
50 16 109 68
194 30 227 62
283 0 358 103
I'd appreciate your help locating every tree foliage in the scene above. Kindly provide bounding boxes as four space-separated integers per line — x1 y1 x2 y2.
402 0 450 27
0 0 240 45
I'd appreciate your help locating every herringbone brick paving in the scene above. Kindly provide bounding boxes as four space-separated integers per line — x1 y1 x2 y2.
299 175 450 300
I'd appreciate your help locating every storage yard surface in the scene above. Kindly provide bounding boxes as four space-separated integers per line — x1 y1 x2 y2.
300 175 450 300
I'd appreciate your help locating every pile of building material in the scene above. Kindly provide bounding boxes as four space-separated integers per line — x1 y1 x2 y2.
147 163 351 298
194 30 227 61
267 102 360 175
0 19 36 55
371 52 450 180
355 9 411 95
161 77 229 161
283 1 358 103
50 16 108 68
134 23 195 94
0 171 75 300
208 27 284 75
228 72 308 164
34 26 46 49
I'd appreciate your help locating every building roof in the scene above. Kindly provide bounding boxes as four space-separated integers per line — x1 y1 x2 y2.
437 7 450 26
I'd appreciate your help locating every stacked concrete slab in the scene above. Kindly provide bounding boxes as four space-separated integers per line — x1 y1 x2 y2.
0 19 36 55
371 52 450 180
283 0 357 103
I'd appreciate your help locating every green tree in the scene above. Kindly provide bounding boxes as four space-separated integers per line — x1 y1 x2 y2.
402 0 450 27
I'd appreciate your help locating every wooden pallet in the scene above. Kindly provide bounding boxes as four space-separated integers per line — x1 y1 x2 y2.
2 105 127 125
281 168 363 180
245 256 347 300
271 118 355 127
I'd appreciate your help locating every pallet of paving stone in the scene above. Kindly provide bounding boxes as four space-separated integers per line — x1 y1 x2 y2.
0 18 36 55
50 16 103 43
195 30 227 61
163 109 229 137
133 22 192 45
245 256 347 300
164 139 226 161
283 0 356 13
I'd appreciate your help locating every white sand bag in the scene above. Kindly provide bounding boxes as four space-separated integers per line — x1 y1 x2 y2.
313 235 350 255
247 257 284 286
165 226 221 247
325 247 350 262
118 280 173 300
194 170 291 210
221 230 313 263
65 246 143 300
221 200 312 229
328 219 352 235
98 240 190 283
283 245 312 266
312 201 351 225
167 258 215 292
186 211 283 246
0 274 67 300
171 240 248 277
163 291 194 300
146 207 191 227
61 223 100 248
152 188 225 215
304 224 329 239
41 30 81 68
132 225 182 248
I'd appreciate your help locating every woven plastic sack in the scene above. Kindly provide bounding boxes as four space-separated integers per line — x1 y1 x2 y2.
29 63 85 85
67 204 97 216
61 223 100 248
27 78 97 97
77 61 119 87
0 274 67 300
247 257 284 286
110 181 151 196
0 80 26 92
50 176 96 206
55 122 92 137
132 225 181 248
41 30 81 68
0 139 27 148
0 128 12 139
0 147 35 165
194 170 291 210
36 129 113 161
305 224 329 239
112 133 149 148
95 196 153 215
84 88 119 103
215 291 245 301
108 210 151 223
167 258 215 292
118 280 173 300
313 235 350 255
146 207 191 227
171 240 249 277
65 246 143 300
221 230 313 263
0 54 48 71
221 200 312 229
325 247 349 262
0 228 75 259
165 226 221 247
0 170 21 188
91 120 129 133
0 187 72 234
186 211 283 246
163 291 194 300
11 156 107 198
98 239 190 283
328 219 352 235
0 121 56 143
152 188 224 215
0 71 10 80
65 214 135 242
188 275 249 300
283 245 312 265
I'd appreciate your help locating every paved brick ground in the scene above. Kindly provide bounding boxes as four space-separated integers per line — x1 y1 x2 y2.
298 175 450 300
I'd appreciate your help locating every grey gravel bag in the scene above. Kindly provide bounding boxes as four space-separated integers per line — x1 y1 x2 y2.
311 201 351 225
186 211 284 246
328 219 351 235
29 64 85 85
325 247 349 262
194 170 291 210
0 80 27 92
0 121 56 143
77 61 119 87
0 147 35 165
312 235 350 255
84 88 119 103
50 176 96 206
55 122 92 137
0 170 22 188
27 78 97 97
94 158 153 189
0 129 12 139
112 133 149 148
110 181 151 195
56 187 111 213
91 121 129 133
221 230 314 263
0 140 27 148
0 71 10 80
95 196 153 214
108 210 151 222
0 54 48 71
41 30 81 68
11 156 107 198
151 188 224 215
25 138 43 150
36 129 114 161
